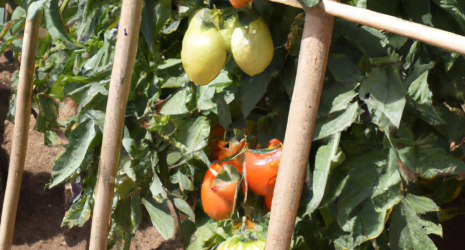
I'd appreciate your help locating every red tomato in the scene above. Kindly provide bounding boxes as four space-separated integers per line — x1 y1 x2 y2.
229 0 251 8
245 139 282 196
268 139 282 148
201 163 239 221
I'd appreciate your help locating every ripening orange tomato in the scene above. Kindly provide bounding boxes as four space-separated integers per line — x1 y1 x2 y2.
229 0 251 8
245 139 282 196
218 140 246 174
201 162 239 221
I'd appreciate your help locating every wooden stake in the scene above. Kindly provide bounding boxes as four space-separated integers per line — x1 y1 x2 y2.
88 0 143 249
266 0 465 55
0 11 43 250
265 4 334 250
319 0 465 55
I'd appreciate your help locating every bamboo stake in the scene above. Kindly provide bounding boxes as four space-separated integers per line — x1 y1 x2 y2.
88 0 142 249
265 4 334 250
0 11 43 250
267 0 465 55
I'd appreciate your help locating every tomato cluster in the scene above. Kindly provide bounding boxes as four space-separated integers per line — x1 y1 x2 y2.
201 139 282 221
181 7 274 86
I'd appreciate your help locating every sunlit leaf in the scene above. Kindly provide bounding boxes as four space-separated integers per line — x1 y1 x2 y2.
142 198 176 240
359 66 406 129
160 88 192 115
61 194 92 228
313 101 360 140
389 198 441 250
169 116 210 155
50 119 98 187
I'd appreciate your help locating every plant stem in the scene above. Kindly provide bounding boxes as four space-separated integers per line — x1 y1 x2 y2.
266 0 465 55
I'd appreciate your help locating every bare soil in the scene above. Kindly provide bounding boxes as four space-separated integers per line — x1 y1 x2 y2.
0 54 183 250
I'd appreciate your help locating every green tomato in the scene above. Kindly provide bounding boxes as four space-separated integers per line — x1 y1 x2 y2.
231 17 274 76
182 21 226 86
217 235 266 250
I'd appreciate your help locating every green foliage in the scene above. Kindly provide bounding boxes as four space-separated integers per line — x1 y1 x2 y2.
4 0 465 249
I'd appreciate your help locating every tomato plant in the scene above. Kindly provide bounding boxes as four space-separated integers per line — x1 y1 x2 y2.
4 0 465 249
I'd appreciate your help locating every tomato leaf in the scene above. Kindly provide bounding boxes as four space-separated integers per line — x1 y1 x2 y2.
240 49 287 118
216 92 232 130
431 0 465 32
42 0 82 47
313 102 361 141
150 170 168 199
305 132 343 215
334 19 388 58
114 198 133 231
397 135 465 179
122 138 149 160
50 119 99 187
160 88 192 115
169 116 210 155
142 198 176 240
158 59 191 88
68 82 109 110
174 197 195 220
389 197 441 250
327 54 362 83
170 164 194 191
61 194 92 228
295 0 320 9
317 82 358 117
405 194 440 215
404 61 435 105
359 66 406 129
140 0 171 54
333 148 403 247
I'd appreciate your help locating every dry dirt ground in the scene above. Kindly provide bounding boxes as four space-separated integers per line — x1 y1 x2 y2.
0 54 183 249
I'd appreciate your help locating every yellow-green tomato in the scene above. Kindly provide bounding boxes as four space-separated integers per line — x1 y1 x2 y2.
231 17 274 76
186 9 204 33
217 235 266 250
182 26 226 86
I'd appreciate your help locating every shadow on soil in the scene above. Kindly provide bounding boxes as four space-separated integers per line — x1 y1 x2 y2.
10 170 90 247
